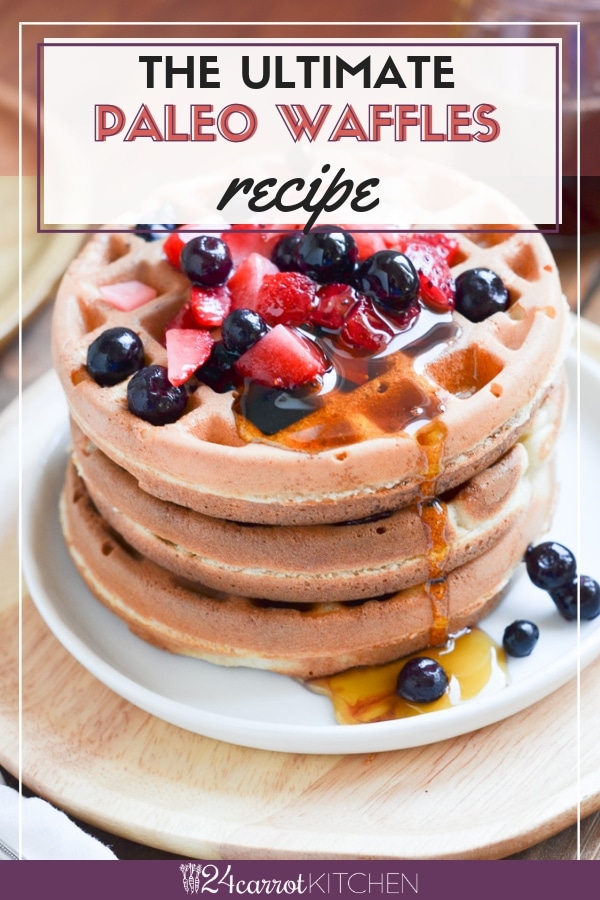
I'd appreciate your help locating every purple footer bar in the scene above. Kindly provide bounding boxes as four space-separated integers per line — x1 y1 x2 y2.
1 860 597 899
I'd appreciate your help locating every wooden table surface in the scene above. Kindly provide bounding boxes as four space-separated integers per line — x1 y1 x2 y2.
1 0 600 863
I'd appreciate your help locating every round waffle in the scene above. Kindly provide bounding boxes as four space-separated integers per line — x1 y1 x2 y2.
59 452 555 679
70 371 564 604
52 226 569 525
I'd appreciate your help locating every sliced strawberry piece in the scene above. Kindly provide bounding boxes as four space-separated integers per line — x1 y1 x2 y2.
235 324 328 389
311 284 360 330
165 328 214 386
340 298 394 353
190 284 232 328
99 281 157 311
164 302 198 337
228 252 279 312
164 231 186 269
341 228 386 260
222 225 279 267
397 232 460 266
256 272 316 326
402 241 455 312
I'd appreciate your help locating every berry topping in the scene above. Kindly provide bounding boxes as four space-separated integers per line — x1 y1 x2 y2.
551 575 600 621
311 283 361 330
196 341 240 393
340 298 393 353
297 227 358 283
221 308 269 356
163 231 186 269
165 328 214 387
256 272 317 326
525 541 577 591
180 235 233 287
86 327 144 387
189 284 232 328
99 280 158 311
502 620 540 657
134 223 176 242
227 252 279 311
454 268 509 322
127 364 188 425
235 324 329 389
164 302 199 333
401 240 455 313
271 232 304 271
396 232 461 266
223 224 296 266
396 657 449 703
346 229 386 260
355 250 419 313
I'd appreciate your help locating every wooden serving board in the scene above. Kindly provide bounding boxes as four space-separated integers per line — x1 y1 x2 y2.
1 525 599 859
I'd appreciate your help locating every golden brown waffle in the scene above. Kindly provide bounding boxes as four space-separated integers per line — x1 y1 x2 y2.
60 454 556 679
52 226 569 525
70 371 564 604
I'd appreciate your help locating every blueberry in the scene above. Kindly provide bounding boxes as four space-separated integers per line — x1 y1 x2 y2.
86 327 144 386
221 308 268 355
271 232 304 272
297 227 357 283
355 250 419 313
127 365 187 425
180 235 233 287
396 657 449 703
454 268 509 322
551 575 600 621
525 542 577 591
134 223 177 242
196 341 240 393
502 620 539 657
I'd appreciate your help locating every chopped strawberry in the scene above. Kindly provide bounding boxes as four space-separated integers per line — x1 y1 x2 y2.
398 232 460 266
164 302 198 336
190 284 232 328
401 241 455 312
228 252 279 311
165 328 214 386
235 324 329 389
256 272 316 326
222 224 303 267
311 283 360 330
99 281 157 311
341 228 386 260
340 298 394 353
164 232 186 269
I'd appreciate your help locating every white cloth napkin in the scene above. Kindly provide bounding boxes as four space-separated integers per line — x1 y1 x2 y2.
0 777 117 860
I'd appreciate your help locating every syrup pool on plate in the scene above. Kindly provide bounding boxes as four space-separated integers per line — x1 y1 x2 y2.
308 628 508 725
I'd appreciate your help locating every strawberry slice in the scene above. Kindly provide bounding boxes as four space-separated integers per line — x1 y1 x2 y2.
222 224 303 266
190 284 232 328
256 272 316 326
341 227 386 260
311 283 360 330
228 252 279 311
402 241 455 312
164 302 198 337
99 281 157 311
235 324 328 389
397 232 460 266
165 328 214 386
340 298 393 353
164 231 186 269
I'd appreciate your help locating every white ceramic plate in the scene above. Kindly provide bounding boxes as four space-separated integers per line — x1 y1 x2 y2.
21 354 600 754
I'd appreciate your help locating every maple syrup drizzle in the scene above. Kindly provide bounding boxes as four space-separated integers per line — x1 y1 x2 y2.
308 628 508 725
415 419 450 646
233 305 457 453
